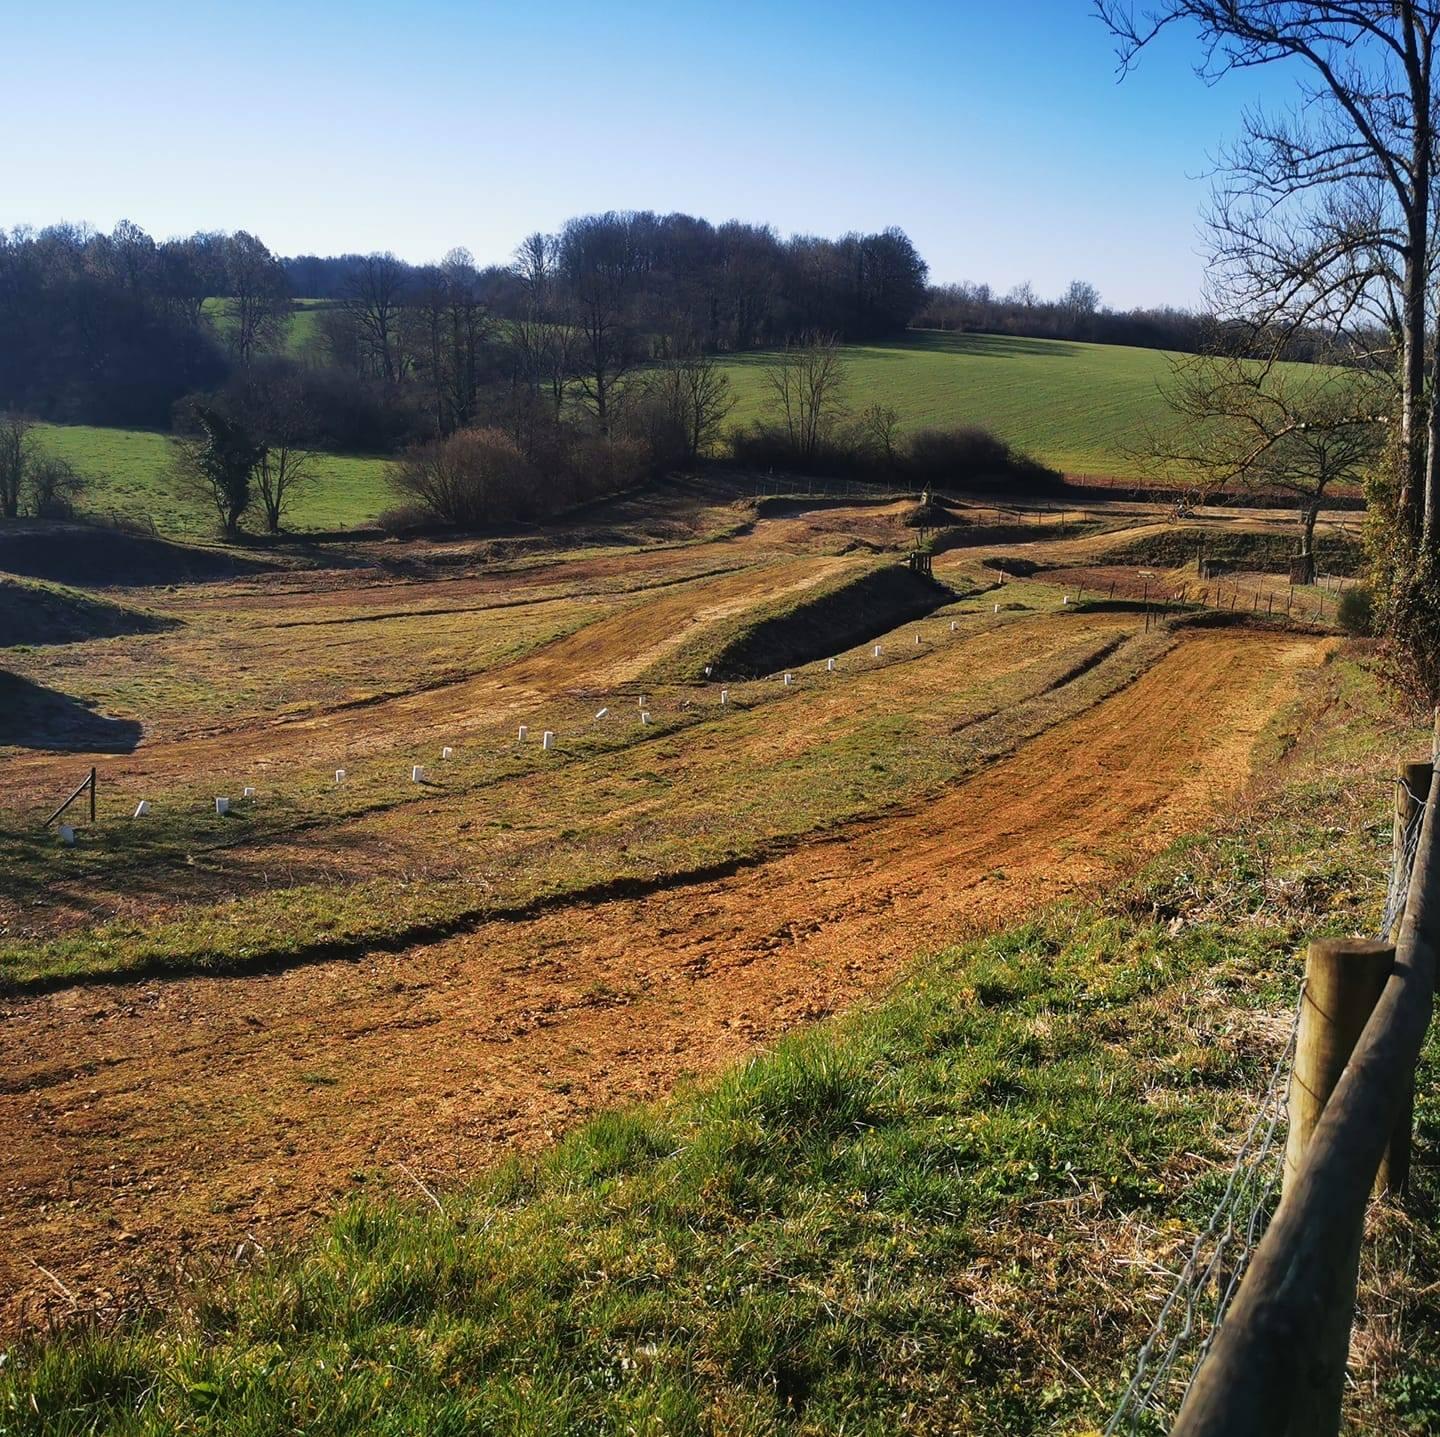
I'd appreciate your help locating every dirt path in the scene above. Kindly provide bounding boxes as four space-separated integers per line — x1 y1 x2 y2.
0 629 1321 1332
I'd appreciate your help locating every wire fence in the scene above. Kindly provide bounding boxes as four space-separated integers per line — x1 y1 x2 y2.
1103 785 1425 1435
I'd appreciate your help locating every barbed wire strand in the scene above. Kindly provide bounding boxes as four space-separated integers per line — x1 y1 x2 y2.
1104 790 1425 1435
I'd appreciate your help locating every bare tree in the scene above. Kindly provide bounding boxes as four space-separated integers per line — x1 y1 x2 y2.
859 403 902 471
643 352 736 461
558 214 642 432
343 252 410 385
510 233 576 422
224 231 289 365
765 332 850 463
25 456 87 518
239 371 319 535
1150 351 1385 577
1097 2 1440 544
0 411 34 519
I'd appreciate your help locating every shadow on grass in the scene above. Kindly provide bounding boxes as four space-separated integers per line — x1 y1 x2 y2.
0 671 142 752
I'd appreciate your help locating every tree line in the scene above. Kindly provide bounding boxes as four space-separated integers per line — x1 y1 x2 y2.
0 213 927 440
913 278 1209 351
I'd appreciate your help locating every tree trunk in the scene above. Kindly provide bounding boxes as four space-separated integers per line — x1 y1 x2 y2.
1299 501 1320 584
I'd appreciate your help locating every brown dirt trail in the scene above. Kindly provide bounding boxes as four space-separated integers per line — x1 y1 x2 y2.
0 628 1321 1332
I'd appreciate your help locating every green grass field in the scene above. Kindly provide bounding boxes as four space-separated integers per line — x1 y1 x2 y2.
34 424 394 537
201 296 332 359
26 332 1258 539
717 331 1181 478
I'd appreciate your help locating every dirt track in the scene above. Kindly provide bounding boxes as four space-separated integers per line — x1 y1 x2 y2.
0 628 1322 1332
1 555 846 814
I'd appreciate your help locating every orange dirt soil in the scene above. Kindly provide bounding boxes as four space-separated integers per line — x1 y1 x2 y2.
0 628 1322 1333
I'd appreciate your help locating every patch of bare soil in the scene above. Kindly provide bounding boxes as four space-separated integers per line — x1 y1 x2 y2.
0 629 1322 1334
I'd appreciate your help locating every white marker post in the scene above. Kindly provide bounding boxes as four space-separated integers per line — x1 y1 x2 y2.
542 730 556 750
215 797 230 816
783 672 793 686
640 711 652 725
873 645 882 657
441 746 453 759
243 786 256 799
335 768 347 784
720 689 730 706
133 800 150 818
412 766 425 783
826 657 836 672
914 633 921 645
517 725 528 742
58 824 75 846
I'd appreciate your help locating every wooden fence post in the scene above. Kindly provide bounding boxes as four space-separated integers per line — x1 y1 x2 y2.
1279 938 1394 1434
1285 939 1395 1197
89 766 96 824
1378 759 1434 1195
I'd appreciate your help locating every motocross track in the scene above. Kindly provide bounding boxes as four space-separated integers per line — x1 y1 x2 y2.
0 553 850 814
0 627 1323 1333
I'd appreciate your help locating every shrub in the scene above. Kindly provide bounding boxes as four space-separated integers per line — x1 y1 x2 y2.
25 457 88 519
389 428 538 530
563 433 651 504
906 426 1011 484
376 503 439 537
1336 585 1374 637
730 419 1059 493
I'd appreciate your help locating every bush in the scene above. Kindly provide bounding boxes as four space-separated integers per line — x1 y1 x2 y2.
376 503 439 537
390 428 538 530
1336 585 1374 637
387 424 657 533
906 426 1013 484
730 420 1059 493
563 433 652 504
25 458 87 519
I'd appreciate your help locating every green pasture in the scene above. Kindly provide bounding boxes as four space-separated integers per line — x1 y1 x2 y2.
716 330 1183 479
33 424 394 537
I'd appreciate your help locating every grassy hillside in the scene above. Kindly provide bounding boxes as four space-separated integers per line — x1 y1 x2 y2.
717 331 1181 479
34 424 394 537
27 332 1310 538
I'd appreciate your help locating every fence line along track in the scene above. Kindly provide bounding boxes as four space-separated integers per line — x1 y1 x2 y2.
1104 770 1428 1436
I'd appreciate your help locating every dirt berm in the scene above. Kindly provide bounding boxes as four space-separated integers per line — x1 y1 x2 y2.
658 561 953 681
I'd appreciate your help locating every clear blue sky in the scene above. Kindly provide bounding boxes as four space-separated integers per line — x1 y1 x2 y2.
3 0 1284 309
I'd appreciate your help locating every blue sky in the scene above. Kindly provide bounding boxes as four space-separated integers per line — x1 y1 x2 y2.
3 1 1284 307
